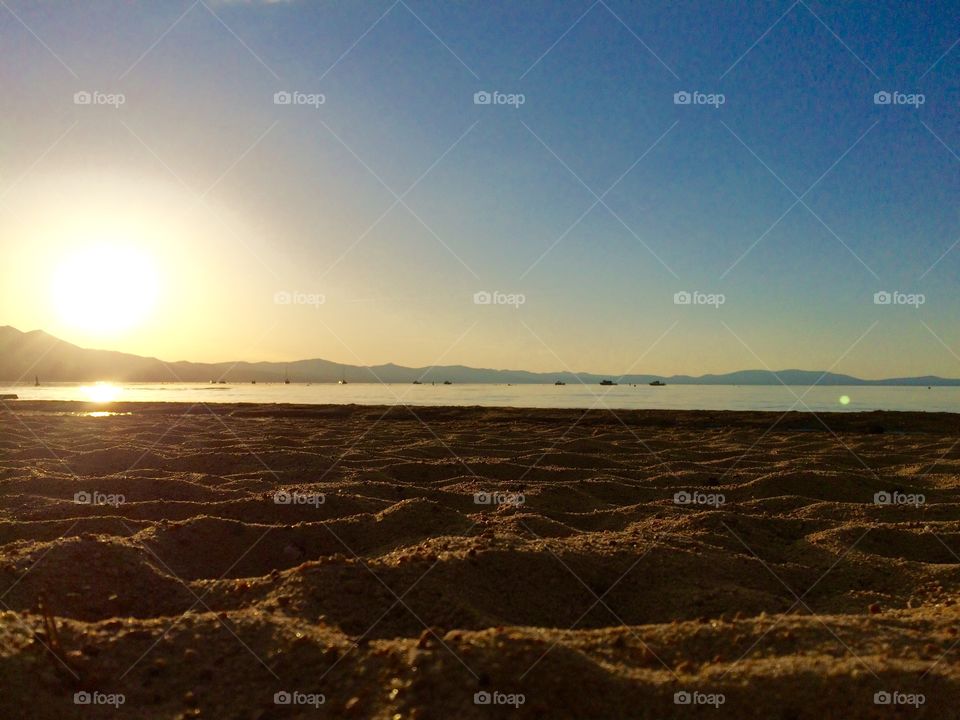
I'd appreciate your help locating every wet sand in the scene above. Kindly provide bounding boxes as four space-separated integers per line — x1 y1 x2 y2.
1 401 959 718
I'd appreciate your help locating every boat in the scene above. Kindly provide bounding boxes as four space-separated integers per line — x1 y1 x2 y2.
649 380 666 386
34 376 39 387
284 367 290 385
443 380 452 385
600 380 617 386
412 380 422 385
0 394 18 400
251 380 256 384
554 380 566 386
338 365 348 385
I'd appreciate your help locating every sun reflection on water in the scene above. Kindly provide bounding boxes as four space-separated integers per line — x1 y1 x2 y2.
81 382 121 403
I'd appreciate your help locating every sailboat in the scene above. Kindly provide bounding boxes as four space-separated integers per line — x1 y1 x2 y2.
284 367 290 385
338 365 348 385
34 376 39 387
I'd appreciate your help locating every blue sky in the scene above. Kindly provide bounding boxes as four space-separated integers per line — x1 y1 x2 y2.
1 0 958 377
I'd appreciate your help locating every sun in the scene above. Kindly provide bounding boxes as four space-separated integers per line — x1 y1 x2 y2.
51 243 160 333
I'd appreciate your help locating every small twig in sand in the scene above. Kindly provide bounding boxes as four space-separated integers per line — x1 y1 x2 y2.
36 595 79 681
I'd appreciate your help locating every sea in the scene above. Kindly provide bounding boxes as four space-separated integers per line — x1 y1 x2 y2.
2 382 958 413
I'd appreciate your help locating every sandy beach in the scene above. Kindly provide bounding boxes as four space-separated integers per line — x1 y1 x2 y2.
1 401 959 718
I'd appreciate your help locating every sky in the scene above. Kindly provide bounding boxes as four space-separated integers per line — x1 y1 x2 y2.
1 0 958 378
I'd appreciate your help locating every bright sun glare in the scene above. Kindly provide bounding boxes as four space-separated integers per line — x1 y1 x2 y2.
52 244 159 333
81 382 121 403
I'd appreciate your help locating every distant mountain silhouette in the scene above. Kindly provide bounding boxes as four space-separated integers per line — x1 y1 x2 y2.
2 325 959 385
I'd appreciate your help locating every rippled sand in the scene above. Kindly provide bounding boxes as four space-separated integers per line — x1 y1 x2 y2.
1 402 959 718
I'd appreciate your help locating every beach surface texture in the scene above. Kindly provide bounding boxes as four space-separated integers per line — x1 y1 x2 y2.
1 402 958 718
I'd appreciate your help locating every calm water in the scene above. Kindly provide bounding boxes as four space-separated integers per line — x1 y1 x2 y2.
1 382 957 413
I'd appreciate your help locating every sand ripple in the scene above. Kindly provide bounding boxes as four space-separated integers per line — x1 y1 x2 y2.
1 402 959 718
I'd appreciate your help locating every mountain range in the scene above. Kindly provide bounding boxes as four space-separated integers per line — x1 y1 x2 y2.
2 325 958 386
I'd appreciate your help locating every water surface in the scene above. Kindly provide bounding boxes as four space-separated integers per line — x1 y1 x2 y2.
1 382 956 413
